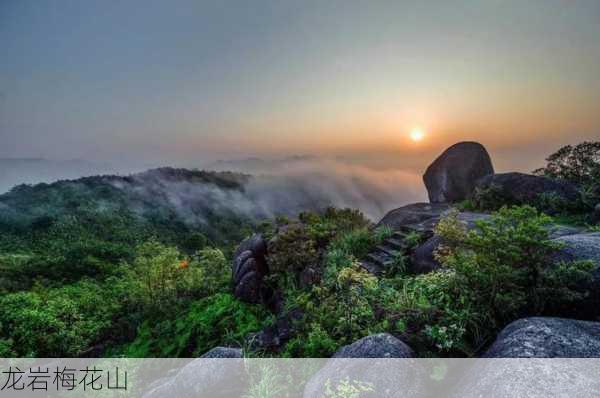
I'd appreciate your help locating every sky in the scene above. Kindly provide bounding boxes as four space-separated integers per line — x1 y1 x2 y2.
1 0 600 173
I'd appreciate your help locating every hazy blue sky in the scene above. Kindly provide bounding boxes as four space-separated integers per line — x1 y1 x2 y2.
1 0 599 171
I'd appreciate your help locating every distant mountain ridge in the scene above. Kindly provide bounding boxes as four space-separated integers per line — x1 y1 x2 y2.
0 157 116 193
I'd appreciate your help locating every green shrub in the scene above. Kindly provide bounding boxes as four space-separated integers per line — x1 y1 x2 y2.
534 141 600 212
471 183 512 211
123 293 270 357
0 279 127 356
435 205 594 346
130 239 204 314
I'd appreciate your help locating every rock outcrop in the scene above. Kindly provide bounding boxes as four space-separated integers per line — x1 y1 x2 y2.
423 142 494 203
484 317 600 357
232 234 269 304
410 235 443 274
142 346 245 398
303 334 423 398
473 172 580 212
452 318 600 397
552 232 600 315
332 333 414 358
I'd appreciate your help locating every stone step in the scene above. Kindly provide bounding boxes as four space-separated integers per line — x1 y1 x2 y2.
376 245 399 257
367 253 392 267
385 238 408 250
360 260 383 275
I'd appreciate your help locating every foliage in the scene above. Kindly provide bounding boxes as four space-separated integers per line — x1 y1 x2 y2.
130 240 204 314
336 263 378 338
534 141 600 186
435 206 594 348
471 183 512 211
324 377 374 398
0 279 129 357
123 293 270 357
534 141 600 212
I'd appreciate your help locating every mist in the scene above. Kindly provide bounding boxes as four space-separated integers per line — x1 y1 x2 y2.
206 156 426 221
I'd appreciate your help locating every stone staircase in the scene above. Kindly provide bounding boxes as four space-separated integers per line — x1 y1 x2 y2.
360 226 420 275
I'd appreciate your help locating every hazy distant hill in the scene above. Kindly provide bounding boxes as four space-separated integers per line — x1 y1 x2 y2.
0 158 116 193
0 167 332 246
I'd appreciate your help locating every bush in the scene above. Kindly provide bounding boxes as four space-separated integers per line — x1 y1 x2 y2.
534 141 600 211
435 205 594 346
123 293 270 357
130 240 204 313
0 279 127 357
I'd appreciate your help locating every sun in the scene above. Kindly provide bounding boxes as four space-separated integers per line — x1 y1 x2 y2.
410 128 425 142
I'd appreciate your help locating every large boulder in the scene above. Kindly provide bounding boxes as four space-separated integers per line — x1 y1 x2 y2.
423 142 494 203
142 347 245 398
473 172 580 212
451 318 600 397
333 333 414 358
232 234 269 304
377 203 450 231
410 235 443 274
303 334 423 398
552 232 600 315
484 317 600 357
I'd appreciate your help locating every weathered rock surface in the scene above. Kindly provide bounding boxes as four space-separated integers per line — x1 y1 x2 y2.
201 346 244 358
552 232 600 315
410 235 443 274
377 203 489 234
484 317 600 357
377 202 450 231
423 142 494 203
333 333 414 358
303 334 423 398
453 319 600 397
232 234 269 303
246 309 303 352
474 172 580 211
142 347 245 398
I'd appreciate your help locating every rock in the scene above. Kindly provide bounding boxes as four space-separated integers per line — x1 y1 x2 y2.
232 234 269 303
410 235 443 274
552 232 600 315
377 203 450 231
593 203 600 224
453 319 600 397
553 232 600 267
142 347 245 398
377 203 489 234
548 224 585 239
423 142 494 203
484 317 600 357
246 309 303 352
234 233 267 259
303 334 423 398
200 346 243 358
333 333 414 358
473 172 580 212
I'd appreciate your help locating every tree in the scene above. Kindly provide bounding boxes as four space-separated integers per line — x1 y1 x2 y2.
535 142 600 207
534 141 600 186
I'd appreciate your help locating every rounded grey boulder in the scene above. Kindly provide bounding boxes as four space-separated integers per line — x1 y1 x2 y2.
333 333 414 358
201 346 243 358
303 334 423 398
453 319 600 397
423 142 494 203
142 347 245 398
484 317 600 357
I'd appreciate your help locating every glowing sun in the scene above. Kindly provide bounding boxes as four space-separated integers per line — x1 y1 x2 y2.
410 128 425 142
